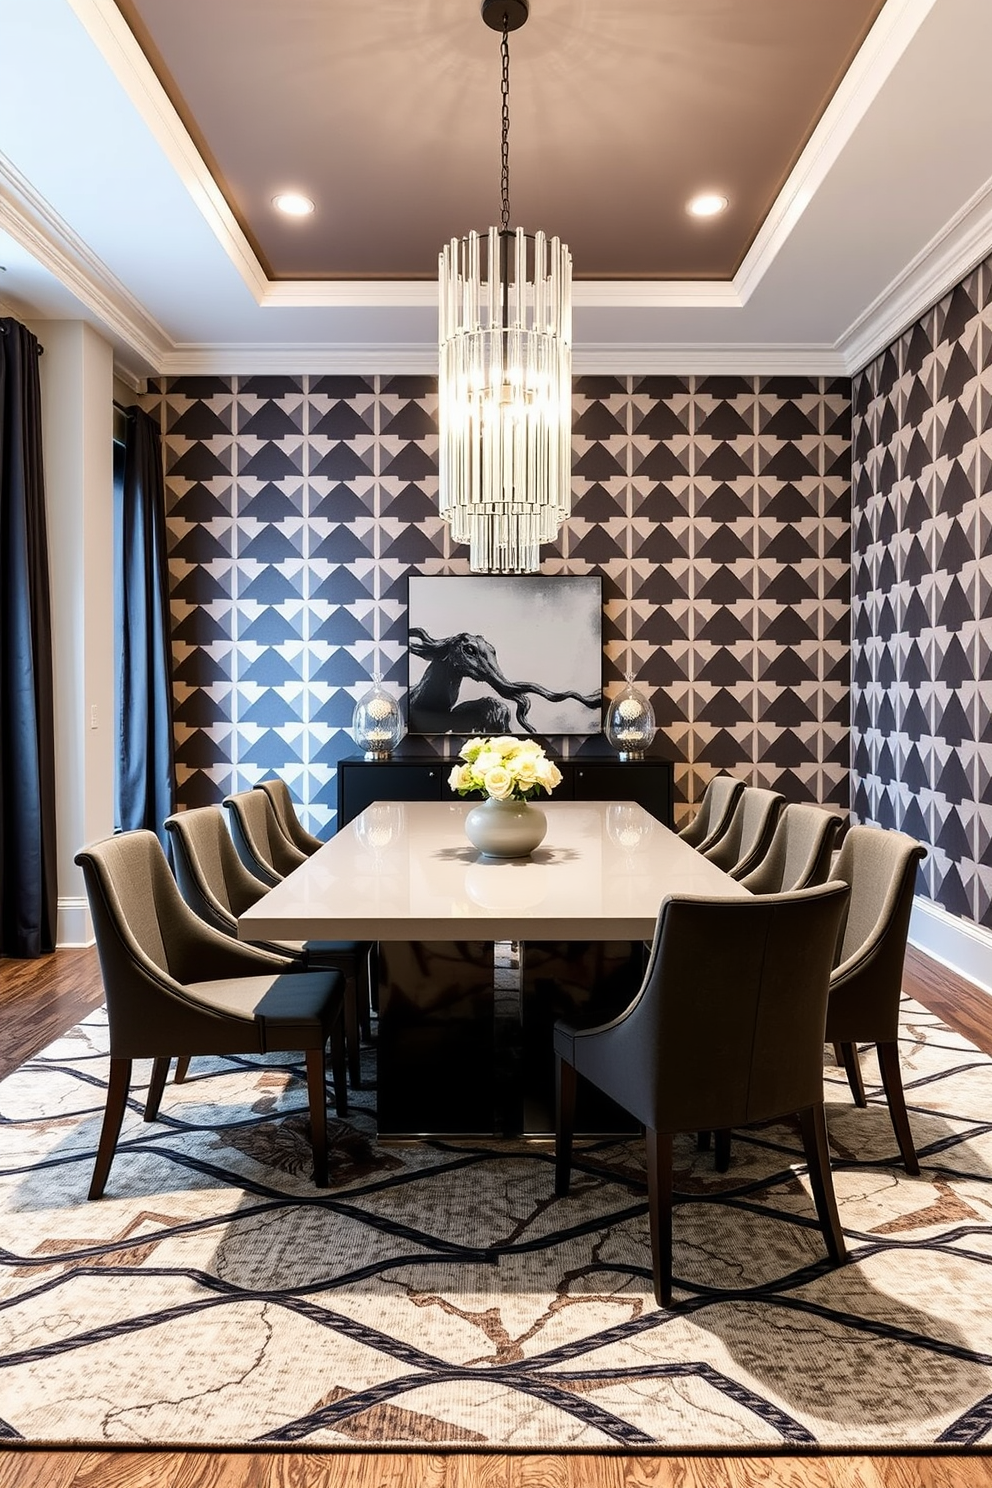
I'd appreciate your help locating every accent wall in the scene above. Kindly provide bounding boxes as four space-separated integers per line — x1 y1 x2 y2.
146 374 851 835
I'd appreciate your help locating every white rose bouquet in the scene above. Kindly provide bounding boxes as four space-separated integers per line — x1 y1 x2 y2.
447 736 563 802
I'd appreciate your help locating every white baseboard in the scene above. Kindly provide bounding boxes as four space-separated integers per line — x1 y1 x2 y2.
909 897 992 997
56 897 94 949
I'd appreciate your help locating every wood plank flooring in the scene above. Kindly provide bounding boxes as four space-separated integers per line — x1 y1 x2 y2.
1 943 991 1488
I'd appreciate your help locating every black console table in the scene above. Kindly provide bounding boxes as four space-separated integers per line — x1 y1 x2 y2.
336 753 674 830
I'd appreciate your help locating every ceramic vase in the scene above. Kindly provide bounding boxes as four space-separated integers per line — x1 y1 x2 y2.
464 797 547 859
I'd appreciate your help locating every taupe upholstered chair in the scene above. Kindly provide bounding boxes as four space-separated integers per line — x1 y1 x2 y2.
166 805 372 1089
738 803 843 895
75 830 347 1198
554 881 850 1307
826 825 928 1174
254 777 324 856
678 774 744 853
223 788 306 886
700 785 785 880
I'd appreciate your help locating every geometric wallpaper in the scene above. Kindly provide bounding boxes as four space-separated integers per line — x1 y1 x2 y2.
851 255 992 930
144 373 851 837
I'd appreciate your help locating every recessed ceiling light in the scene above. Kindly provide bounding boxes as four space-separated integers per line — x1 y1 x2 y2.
272 192 315 218
687 193 728 218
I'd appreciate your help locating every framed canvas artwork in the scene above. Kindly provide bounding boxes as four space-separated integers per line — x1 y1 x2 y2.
407 574 603 737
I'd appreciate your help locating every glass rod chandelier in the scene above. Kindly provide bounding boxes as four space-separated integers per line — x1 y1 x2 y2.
438 0 572 574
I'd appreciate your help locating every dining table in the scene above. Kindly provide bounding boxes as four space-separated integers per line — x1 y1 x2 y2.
238 798 748 1138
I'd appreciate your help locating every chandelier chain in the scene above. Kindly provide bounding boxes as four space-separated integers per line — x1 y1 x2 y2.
500 17 511 232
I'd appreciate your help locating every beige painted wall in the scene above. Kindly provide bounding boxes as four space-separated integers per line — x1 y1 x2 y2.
35 320 116 946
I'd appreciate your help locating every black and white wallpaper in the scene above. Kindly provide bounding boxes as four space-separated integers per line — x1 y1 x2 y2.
146 374 851 835
851 257 992 931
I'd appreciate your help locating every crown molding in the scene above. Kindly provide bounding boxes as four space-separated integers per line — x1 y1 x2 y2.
735 0 937 303
0 149 169 375
156 341 848 378
838 172 992 374
65 0 269 304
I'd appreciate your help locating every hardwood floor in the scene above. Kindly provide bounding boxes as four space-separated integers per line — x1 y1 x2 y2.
2 944 991 1488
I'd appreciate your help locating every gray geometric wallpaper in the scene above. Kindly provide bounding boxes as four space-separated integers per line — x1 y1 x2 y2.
145 374 851 836
851 256 992 931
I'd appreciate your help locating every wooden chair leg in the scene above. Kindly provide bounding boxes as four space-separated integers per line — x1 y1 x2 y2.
305 1047 329 1187
144 1056 171 1121
173 1055 191 1084
329 1007 348 1118
645 1127 674 1308
798 1103 846 1264
876 1040 920 1176
89 1057 132 1201
344 971 362 1090
554 1056 576 1197
714 1128 732 1172
838 1041 867 1107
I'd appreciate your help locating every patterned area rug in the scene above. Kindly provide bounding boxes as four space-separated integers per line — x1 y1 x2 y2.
2 998 992 1450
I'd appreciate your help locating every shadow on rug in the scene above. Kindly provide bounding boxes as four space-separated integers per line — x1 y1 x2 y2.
1 998 992 1450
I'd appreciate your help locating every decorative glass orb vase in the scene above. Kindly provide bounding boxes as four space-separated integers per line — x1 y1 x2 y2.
605 674 657 761
351 676 404 760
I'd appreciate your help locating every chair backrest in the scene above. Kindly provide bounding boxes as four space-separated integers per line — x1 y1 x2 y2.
701 786 784 878
738 803 843 895
679 774 743 850
164 805 269 932
826 825 927 1041
255 778 322 855
223 790 307 882
581 881 849 1136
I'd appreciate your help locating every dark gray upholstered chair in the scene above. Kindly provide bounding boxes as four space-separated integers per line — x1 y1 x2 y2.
75 830 347 1197
254 777 323 856
700 785 785 880
826 825 928 1174
166 804 372 1088
738 803 843 895
554 881 850 1307
678 774 744 853
223 788 306 886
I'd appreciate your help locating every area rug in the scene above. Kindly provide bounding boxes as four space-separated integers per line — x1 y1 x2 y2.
2 997 992 1451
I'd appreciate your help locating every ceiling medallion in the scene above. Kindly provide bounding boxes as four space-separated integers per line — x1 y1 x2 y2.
437 0 572 574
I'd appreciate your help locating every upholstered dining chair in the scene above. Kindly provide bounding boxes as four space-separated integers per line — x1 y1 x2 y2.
167 805 372 1089
737 803 844 895
826 825 928 1175
700 785 785 880
554 880 850 1307
677 774 744 854
223 788 306 886
75 830 347 1198
254 777 324 856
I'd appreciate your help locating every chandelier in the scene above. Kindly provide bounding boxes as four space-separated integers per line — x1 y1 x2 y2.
437 0 572 574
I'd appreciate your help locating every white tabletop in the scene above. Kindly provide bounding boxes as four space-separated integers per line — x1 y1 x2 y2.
238 798 748 943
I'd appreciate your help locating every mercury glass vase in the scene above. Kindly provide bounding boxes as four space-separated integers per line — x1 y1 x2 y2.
464 797 548 859
352 675 404 760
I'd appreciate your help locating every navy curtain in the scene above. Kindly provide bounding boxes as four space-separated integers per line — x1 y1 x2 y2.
117 406 175 843
0 318 57 957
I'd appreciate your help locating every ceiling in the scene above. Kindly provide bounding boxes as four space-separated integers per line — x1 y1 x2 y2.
2 0 992 385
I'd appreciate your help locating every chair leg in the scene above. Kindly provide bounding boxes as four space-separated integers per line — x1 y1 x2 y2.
798 1104 846 1265
838 1041 867 1107
305 1046 329 1187
876 1040 920 1176
714 1129 732 1172
645 1127 674 1308
144 1057 171 1121
329 1008 348 1119
342 971 362 1089
174 1055 191 1084
554 1056 576 1197
89 1057 132 1200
